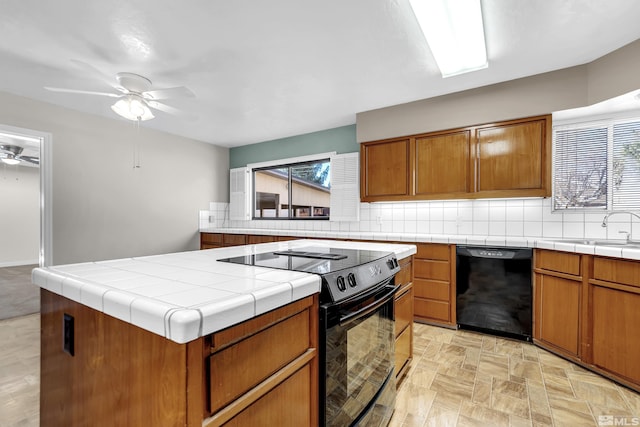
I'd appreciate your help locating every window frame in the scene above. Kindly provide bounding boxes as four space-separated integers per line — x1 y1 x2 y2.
247 152 335 220
552 110 640 212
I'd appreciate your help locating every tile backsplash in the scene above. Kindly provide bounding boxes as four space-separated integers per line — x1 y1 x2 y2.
201 199 640 240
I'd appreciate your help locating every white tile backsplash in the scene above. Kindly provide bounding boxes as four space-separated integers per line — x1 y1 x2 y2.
207 198 639 241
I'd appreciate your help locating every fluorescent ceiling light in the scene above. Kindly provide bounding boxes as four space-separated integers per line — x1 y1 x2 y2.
409 0 488 78
111 94 154 121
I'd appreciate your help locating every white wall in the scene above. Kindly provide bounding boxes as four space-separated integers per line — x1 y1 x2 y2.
0 90 229 265
357 38 640 143
0 165 39 266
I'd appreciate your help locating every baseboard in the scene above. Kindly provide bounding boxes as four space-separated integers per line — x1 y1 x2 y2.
0 259 39 268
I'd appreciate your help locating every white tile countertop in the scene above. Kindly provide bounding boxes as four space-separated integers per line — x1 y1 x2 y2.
31 239 416 344
200 228 640 261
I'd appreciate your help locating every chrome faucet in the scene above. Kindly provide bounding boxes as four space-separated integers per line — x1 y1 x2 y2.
601 211 640 243
601 210 640 227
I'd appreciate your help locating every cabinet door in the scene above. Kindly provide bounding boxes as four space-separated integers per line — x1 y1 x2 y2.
415 130 470 196
476 118 546 192
361 138 409 200
223 365 313 427
534 274 580 356
591 284 640 384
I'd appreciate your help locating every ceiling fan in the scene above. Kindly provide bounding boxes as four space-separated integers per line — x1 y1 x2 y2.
45 67 195 121
0 144 39 166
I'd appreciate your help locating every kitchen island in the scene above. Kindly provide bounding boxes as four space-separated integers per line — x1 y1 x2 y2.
34 239 416 427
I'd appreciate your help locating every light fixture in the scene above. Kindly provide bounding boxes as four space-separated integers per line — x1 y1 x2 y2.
409 0 488 78
1 154 21 165
111 94 154 121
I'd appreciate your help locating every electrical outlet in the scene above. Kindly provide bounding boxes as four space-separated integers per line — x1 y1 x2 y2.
63 313 74 356
208 214 216 224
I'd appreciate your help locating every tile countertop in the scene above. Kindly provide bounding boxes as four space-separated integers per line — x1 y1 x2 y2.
200 228 640 261
31 239 417 344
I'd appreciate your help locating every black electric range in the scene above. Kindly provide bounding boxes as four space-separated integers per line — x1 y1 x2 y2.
218 246 400 303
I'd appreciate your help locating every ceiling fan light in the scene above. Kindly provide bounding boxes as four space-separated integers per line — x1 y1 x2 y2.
111 95 154 121
1 154 21 165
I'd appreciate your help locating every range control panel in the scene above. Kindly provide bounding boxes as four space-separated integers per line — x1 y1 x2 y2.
323 254 400 303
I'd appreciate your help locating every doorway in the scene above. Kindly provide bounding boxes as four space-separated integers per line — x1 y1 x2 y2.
0 124 51 319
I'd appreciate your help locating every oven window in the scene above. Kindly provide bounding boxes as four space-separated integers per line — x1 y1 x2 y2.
325 303 394 426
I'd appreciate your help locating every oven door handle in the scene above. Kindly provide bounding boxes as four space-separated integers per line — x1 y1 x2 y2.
339 284 399 326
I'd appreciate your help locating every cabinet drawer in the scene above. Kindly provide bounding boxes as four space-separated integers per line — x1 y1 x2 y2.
223 234 247 246
535 249 581 276
394 285 413 337
416 243 450 261
202 233 224 245
202 243 223 249
413 279 450 301
415 298 450 323
209 311 310 413
593 257 640 288
395 259 412 287
414 259 450 281
222 364 312 427
395 326 412 377
247 235 277 244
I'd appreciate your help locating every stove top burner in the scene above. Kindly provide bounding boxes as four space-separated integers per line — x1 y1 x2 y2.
272 250 348 260
218 246 400 303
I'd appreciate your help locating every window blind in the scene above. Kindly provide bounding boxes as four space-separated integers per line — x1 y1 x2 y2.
553 115 640 211
612 120 640 209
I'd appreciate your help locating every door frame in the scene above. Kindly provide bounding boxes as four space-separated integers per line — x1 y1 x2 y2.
0 124 52 267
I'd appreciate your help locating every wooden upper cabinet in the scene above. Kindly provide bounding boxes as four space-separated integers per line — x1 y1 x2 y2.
475 117 547 195
360 114 551 202
361 138 410 200
415 130 470 196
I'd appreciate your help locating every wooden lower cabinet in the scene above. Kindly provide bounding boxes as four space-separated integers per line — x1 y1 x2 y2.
413 243 456 326
201 232 224 249
534 250 640 392
394 256 413 382
40 289 319 427
200 233 248 249
589 257 640 387
534 274 581 356
533 249 584 358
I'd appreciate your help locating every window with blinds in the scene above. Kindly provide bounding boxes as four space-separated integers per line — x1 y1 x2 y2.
553 116 640 210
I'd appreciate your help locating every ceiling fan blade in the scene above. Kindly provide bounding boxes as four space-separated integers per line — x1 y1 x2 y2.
17 155 40 165
147 100 197 120
69 59 121 89
44 87 120 97
143 86 195 100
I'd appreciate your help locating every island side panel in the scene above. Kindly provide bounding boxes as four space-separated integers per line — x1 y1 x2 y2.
40 289 196 426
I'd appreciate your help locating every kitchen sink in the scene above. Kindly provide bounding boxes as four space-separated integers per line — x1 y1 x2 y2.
560 239 640 248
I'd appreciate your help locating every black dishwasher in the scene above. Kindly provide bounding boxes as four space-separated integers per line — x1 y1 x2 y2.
456 246 532 341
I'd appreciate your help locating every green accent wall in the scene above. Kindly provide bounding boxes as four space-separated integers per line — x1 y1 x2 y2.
230 125 358 168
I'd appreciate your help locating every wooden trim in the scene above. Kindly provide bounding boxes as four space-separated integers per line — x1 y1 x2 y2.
533 267 582 282
588 279 640 295
186 338 207 425
449 245 457 326
202 349 317 427
580 255 592 364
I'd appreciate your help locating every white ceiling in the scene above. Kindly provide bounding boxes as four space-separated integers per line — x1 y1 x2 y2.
1 0 640 148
